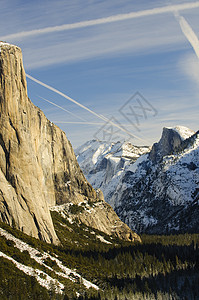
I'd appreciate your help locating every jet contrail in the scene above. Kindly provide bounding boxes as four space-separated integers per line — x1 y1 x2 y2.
26 74 146 142
52 121 137 126
27 74 109 122
1 2 199 41
174 12 199 59
38 96 87 122
52 121 104 125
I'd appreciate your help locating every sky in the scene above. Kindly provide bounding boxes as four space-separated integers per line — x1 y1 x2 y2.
0 0 199 148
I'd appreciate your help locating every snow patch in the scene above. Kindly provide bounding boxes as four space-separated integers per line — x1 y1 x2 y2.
96 235 112 244
0 251 64 293
166 126 195 141
0 42 15 53
126 154 148 173
0 227 99 291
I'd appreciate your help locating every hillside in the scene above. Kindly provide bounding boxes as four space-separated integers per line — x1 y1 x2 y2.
0 220 198 299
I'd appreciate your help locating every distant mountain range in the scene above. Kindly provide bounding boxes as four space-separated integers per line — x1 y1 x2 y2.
76 126 199 234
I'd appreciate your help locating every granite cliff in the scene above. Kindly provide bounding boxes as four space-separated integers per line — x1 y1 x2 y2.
0 42 140 244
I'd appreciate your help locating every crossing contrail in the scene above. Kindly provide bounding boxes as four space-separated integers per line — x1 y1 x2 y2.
26 74 146 142
1 2 199 41
27 74 110 122
52 121 136 126
174 12 199 59
52 121 104 125
38 96 87 122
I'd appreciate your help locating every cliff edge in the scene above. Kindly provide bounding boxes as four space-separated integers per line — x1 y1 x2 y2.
0 42 140 244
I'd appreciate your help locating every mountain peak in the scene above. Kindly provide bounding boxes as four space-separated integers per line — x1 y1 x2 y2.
165 126 195 141
77 126 199 235
149 126 195 163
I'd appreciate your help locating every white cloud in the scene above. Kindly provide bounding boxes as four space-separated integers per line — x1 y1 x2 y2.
22 15 185 69
1 1 199 41
179 53 199 86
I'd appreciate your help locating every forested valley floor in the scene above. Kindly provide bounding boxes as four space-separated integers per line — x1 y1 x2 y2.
0 213 198 300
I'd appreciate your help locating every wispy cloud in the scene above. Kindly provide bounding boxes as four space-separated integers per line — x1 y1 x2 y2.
1 1 199 41
179 53 199 86
23 19 183 69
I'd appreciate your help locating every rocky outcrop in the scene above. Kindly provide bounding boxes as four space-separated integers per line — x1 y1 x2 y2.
0 42 138 244
50 198 141 243
149 127 194 163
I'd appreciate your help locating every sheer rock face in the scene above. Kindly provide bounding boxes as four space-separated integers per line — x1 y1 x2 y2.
0 43 139 244
149 127 183 163
149 127 195 163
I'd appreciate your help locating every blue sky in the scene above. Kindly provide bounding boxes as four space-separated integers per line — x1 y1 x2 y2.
0 0 199 148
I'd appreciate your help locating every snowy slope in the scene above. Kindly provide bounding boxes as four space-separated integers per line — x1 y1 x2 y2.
0 227 99 294
167 126 195 141
75 140 150 207
76 127 199 234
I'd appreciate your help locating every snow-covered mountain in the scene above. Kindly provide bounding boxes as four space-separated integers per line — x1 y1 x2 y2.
75 126 199 234
75 140 150 208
